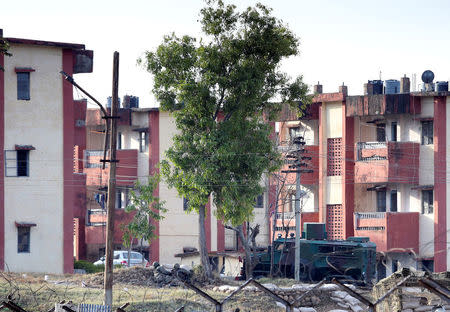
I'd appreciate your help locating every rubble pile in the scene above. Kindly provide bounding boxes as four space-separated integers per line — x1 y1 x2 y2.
213 282 369 311
87 263 194 287
373 269 450 312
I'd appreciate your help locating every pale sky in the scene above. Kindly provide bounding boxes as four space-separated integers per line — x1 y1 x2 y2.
2 0 450 107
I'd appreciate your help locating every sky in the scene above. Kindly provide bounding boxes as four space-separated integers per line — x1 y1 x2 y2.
2 0 450 107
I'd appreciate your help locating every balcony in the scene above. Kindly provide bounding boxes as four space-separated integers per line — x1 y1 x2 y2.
84 149 138 187
354 212 419 253
355 141 419 184
85 209 136 245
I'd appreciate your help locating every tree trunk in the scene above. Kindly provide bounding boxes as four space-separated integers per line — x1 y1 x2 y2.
127 238 132 268
236 225 253 279
198 205 212 278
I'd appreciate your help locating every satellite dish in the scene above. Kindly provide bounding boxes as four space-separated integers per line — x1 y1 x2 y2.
421 70 435 84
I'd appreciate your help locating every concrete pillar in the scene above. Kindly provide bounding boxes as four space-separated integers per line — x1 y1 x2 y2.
314 83 323 94
400 76 410 93
339 84 348 96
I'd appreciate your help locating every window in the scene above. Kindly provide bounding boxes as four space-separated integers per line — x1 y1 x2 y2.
18 227 30 253
116 189 129 209
421 121 433 145
17 72 30 100
376 124 386 142
421 259 434 272
327 138 342 176
183 197 189 211
118 132 122 150
289 127 301 142
392 260 399 273
390 190 397 212
139 131 148 152
422 189 433 214
376 190 386 212
5 150 29 177
254 194 264 208
391 122 397 142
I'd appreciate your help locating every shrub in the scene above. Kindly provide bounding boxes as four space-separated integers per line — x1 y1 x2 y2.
74 260 104 273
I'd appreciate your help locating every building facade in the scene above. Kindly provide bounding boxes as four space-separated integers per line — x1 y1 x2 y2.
276 77 450 277
0 29 93 273
82 103 273 268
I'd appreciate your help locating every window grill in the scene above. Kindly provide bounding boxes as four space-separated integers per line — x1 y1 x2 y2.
327 138 342 176
326 204 344 240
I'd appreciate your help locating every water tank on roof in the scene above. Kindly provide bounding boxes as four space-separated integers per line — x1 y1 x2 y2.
384 79 400 94
435 81 448 92
366 80 383 95
122 95 139 108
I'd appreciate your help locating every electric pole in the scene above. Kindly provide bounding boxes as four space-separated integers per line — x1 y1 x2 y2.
59 51 120 307
104 51 119 306
282 135 312 281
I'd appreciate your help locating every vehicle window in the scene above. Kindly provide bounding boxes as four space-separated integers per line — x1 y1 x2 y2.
113 253 120 259
132 253 141 259
318 245 333 254
335 246 353 255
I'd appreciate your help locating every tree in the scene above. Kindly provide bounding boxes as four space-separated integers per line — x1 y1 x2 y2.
140 0 309 278
0 34 11 71
122 175 166 266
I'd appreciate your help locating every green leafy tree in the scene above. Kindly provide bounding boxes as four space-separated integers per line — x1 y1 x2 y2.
122 175 166 265
0 35 11 71
140 0 309 278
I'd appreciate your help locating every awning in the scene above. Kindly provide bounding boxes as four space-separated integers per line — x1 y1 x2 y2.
15 67 35 73
132 128 149 132
15 222 37 228
411 185 433 190
366 185 387 191
15 144 35 151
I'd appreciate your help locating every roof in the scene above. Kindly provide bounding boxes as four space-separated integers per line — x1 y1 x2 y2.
6 37 85 50
131 107 159 112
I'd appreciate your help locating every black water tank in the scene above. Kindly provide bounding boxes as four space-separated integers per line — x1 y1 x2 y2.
367 80 383 95
436 81 449 92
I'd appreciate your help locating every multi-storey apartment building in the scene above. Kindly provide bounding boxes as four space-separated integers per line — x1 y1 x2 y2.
276 76 449 278
82 101 272 267
0 29 93 273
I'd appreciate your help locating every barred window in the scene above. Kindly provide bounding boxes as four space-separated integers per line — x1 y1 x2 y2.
421 121 433 145
422 189 433 214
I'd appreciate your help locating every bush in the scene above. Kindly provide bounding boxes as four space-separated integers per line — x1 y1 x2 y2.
74 260 104 273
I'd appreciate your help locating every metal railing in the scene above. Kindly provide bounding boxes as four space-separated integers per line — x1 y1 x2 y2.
355 212 386 219
356 142 387 161
276 211 295 219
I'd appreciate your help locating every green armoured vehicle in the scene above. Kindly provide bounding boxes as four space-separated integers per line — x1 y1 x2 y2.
245 223 377 284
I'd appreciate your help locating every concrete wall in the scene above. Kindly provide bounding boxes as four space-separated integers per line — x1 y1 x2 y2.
447 97 450 270
158 111 200 265
3 45 65 273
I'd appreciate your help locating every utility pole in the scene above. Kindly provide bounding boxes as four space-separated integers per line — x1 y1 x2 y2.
104 51 119 306
59 51 120 307
282 135 312 281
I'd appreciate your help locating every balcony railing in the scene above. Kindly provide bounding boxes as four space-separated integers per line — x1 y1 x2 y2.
354 212 419 253
356 142 387 161
276 211 296 219
355 212 386 219
84 149 138 186
354 141 419 184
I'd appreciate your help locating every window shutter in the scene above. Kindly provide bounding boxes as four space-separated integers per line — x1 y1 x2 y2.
17 72 30 100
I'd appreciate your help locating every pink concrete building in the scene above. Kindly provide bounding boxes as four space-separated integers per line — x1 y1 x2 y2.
275 76 449 278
